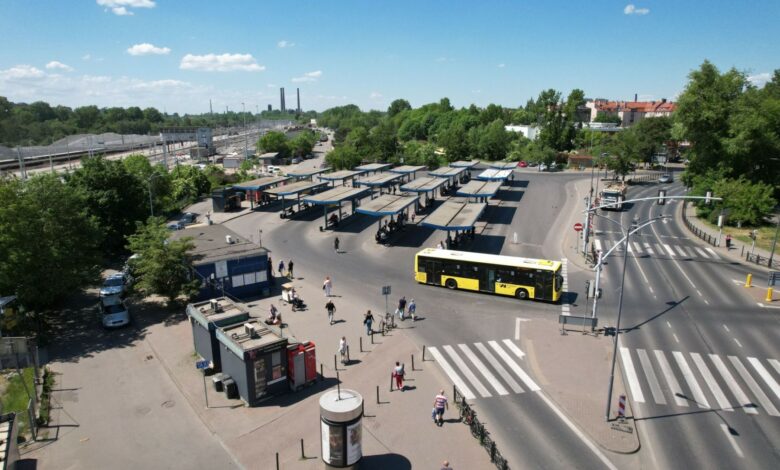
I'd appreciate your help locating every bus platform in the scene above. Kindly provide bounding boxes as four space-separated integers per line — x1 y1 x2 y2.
284 167 331 181
488 161 519 170
354 172 404 198
455 180 503 202
449 160 480 178
388 165 427 183
317 169 364 187
231 176 291 210
420 200 486 247
475 168 514 182
302 185 371 230
400 176 447 209
355 194 419 244
264 179 329 218
354 162 392 175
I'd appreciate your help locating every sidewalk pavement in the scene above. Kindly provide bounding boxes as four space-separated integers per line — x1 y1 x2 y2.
142 272 492 469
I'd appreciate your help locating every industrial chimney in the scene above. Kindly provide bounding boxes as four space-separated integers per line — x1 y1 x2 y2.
296 88 301 114
280 88 286 113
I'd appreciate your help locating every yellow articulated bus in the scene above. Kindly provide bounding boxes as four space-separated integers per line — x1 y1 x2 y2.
414 248 563 302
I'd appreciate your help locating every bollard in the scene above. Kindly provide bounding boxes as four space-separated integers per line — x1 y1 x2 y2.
276 452 280 470
376 385 380 404
334 354 338 371
390 373 394 392
745 273 753 288
422 345 427 361
320 363 324 381
411 354 415 371
337 371 341 399
617 394 626 420
371 331 375 344
300 438 305 459
360 337 363 352
767 287 774 302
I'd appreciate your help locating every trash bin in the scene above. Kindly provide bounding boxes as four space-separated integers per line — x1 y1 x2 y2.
223 378 238 399
212 373 225 392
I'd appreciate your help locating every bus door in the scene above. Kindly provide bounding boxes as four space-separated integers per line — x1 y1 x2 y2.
534 270 547 300
483 268 496 293
425 259 440 285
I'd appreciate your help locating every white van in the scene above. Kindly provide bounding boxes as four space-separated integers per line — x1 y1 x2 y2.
267 165 281 174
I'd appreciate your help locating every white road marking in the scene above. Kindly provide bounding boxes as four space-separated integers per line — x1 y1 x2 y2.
734 338 743 348
705 247 718 258
644 242 655 255
666 321 672 328
674 245 688 257
673 333 680 343
663 244 676 257
720 424 744 458
627 243 634 253
458 344 508 396
594 239 602 252
703 299 710 305
515 318 520 340
729 356 779 416
691 353 732 411
473 342 523 394
637 349 666 405
694 247 710 258
769 359 780 376
655 243 665 255
655 350 688 407
443 345 491 398
633 241 643 253
428 347 475 400
487 341 540 391
747 357 780 401
673 351 710 408
536 392 619 470
502 339 526 360
709 354 758 415
723 324 730 332
620 347 645 403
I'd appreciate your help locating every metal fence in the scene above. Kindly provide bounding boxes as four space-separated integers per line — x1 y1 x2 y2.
746 252 778 269
453 386 510 470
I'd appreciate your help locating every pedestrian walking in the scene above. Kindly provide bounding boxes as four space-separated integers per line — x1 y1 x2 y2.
363 310 374 335
267 256 274 284
440 460 453 470
411 212 416 223
278 260 285 277
397 296 407 321
433 390 448 426
326 299 336 325
288 259 294 279
726 234 732 249
339 336 349 365
334 237 340 253
393 361 405 391
323 276 333 297
408 298 416 321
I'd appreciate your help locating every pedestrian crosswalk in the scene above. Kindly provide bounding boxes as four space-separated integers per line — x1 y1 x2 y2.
621 347 780 418
592 238 719 260
428 340 539 400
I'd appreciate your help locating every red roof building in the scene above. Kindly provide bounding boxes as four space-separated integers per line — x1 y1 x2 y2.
585 99 676 126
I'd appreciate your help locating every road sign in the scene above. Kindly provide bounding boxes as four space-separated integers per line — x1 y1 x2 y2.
573 222 583 232
196 360 209 370
381 285 391 295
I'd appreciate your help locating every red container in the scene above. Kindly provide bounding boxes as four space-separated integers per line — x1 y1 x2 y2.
303 341 317 383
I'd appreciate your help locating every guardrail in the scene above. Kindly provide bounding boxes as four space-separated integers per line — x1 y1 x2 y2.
681 201 719 247
627 172 661 184
746 252 778 269
453 386 510 470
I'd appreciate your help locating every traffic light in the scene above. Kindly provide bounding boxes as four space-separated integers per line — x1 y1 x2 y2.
750 230 758 240
658 189 666 205
604 327 617 337
585 280 592 299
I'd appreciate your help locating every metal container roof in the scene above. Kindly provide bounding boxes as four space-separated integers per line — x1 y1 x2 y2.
428 167 466 178
264 180 328 196
455 180 503 198
355 194 419 216
232 175 290 191
400 176 447 193
420 201 486 231
303 186 370 205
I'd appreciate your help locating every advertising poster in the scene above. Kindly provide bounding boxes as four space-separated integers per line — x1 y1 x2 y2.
321 421 344 466
346 421 362 465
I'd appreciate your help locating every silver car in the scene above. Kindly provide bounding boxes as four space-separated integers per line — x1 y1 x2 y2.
659 174 673 184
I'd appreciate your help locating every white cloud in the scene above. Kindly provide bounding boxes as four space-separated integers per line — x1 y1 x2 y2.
292 70 322 83
435 57 454 63
267 84 277 88
127 43 171 56
46 61 74 72
624 4 650 15
369 91 383 99
97 0 156 16
748 72 771 88
82 54 92 61
0 65 46 80
277 40 295 48
180 53 265 72
472 89 482 94
498 63 506 68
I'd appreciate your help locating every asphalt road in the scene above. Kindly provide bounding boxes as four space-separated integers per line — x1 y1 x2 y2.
224 166 622 469
585 179 780 469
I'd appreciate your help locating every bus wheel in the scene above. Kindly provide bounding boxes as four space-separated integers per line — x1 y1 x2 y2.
515 289 529 300
445 278 457 289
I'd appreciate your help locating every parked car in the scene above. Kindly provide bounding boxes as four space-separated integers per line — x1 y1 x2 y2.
539 163 548 171
518 161 528 168
100 300 130 328
167 221 184 231
179 212 196 225
659 174 673 184
267 165 281 174
100 273 128 298
291 157 302 164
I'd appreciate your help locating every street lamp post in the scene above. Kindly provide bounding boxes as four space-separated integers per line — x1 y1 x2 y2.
148 173 160 217
769 217 780 268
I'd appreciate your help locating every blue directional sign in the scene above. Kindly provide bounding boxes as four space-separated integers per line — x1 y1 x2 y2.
195 360 210 370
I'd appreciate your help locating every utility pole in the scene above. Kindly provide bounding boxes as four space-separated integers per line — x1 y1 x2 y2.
16 147 26 180
242 102 248 160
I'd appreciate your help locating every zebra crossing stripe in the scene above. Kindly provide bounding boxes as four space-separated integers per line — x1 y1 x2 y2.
458 344 509 396
594 239 602 252
443 345 492 398
728 356 779 417
655 244 665 255
633 241 643 253
690 353 731 411
709 354 758 415
620 348 645 403
663 244 676 257
502 339 526 360
674 245 688 257
747 357 780 402
655 350 688 407
643 243 655 255
626 243 634 253
673 351 710 408
694 247 710 258
428 346 475 400
637 349 666 405
488 341 540 391
474 342 524 394
769 359 780 376
705 247 718 258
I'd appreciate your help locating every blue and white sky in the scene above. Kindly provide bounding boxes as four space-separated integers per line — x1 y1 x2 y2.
0 1 777 114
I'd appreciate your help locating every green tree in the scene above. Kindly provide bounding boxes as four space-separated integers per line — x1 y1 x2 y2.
387 99 412 117
257 131 290 158
0 174 102 314
66 156 148 254
325 145 362 170
630 116 673 164
170 165 210 205
289 131 316 157
126 218 199 306
564 89 586 122
712 177 777 226
477 119 511 161
594 112 622 125
606 130 641 179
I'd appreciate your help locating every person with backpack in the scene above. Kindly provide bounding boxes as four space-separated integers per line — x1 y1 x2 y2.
392 361 405 391
326 299 336 325
334 237 340 253
397 296 407 321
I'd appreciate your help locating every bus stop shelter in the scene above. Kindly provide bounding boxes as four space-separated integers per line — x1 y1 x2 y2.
476 168 514 182
429 166 467 183
400 176 447 208
420 200 487 247
354 163 392 175
456 180 502 202
388 165 427 183
303 185 371 230
450 160 480 178
232 176 291 209
265 179 329 218
354 172 403 198
356 194 419 244
489 161 518 170
318 169 364 187
285 167 331 181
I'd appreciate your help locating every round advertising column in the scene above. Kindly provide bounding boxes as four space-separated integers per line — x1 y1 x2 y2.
319 388 363 469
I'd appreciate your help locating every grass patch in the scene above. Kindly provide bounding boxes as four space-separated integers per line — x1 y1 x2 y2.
38 367 55 426
694 216 778 252
0 367 35 437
